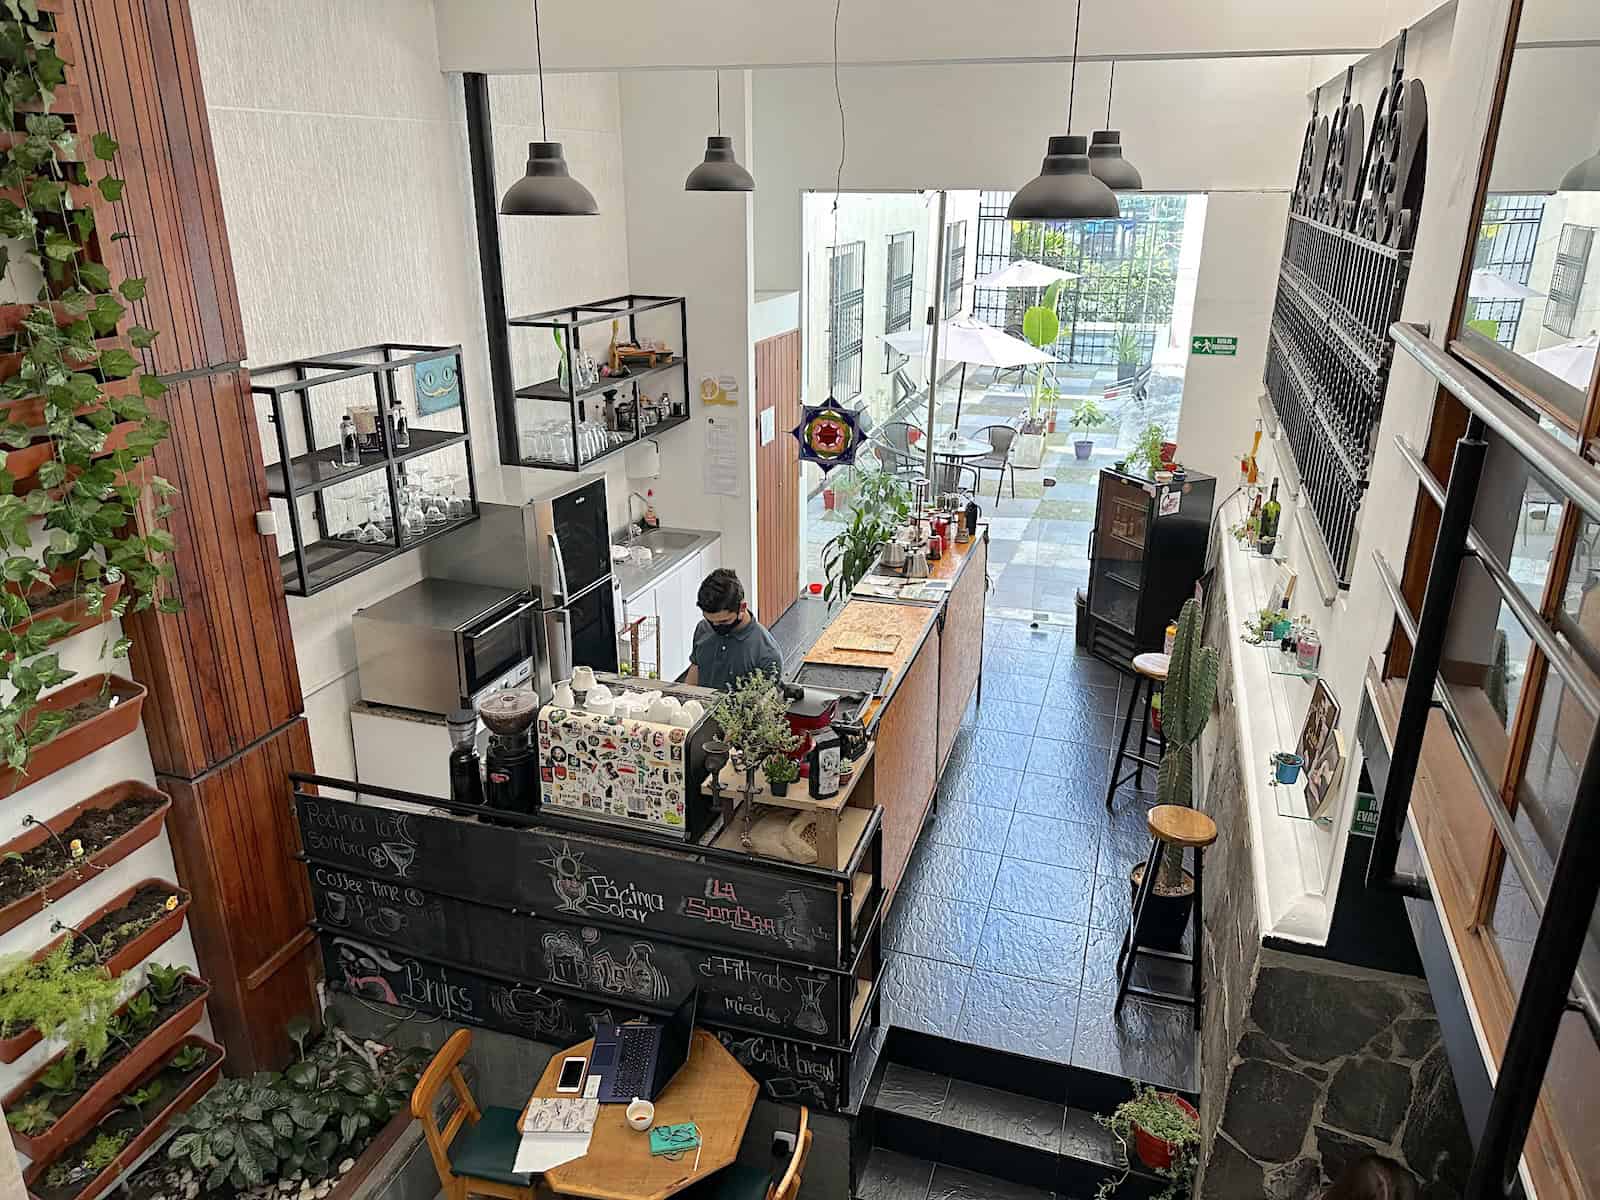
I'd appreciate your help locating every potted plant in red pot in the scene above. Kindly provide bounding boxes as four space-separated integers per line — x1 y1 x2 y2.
1096 1087 1199 1198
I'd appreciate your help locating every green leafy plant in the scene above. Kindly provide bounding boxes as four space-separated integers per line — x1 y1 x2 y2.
1022 280 1063 425
0 937 119 1064
1114 330 1143 367
120 1078 163 1122
1154 599 1218 891
1070 397 1106 431
38 1050 77 1093
143 961 188 1006
1133 421 1166 479
821 469 910 604
1094 1088 1199 1200
45 1128 129 1187
712 669 801 773
762 754 799 787
168 1043 206 1072
5 1093 54 1133
0 4 179 778
167 1011 427 1192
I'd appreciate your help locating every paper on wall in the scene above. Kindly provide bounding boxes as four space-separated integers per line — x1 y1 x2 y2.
704 417 739 496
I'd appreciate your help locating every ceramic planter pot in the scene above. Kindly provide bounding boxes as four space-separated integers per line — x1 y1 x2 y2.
4 974 209 1163
1011 432 1046 469
24 1036 224 1200
1074 439 1093 461
12 421 142 498
5 563 125 652
822 488 836 511
1132 1094 1198 1171
0 780 170 937
1128 862 1195 952
0 674 147 799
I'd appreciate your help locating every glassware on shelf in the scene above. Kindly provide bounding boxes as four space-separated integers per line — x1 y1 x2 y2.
339 414 360 468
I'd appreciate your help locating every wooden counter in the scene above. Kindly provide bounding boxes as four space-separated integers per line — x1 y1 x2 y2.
801 527 989 898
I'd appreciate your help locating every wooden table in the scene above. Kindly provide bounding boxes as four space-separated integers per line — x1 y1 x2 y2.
524 1031 759 1200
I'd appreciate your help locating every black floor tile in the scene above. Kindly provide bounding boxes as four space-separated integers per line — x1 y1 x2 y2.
887 889 987 967
1088 872 1133 933
977 672 1055 705
877 1063 951 1119
902 840 1002 905
974 909 1088 984
957 971 1079 1065
938 764 1023 811
1038 679 1122 720
1058 1107 1123 1168
984 647 1057 681
883 953 971 1038
1003 812 1100 873
928 1163 1055 1200
1048 651 1124 688
985 621 1064 652
969 698 1043 736
955 728 1037 770
1078 924 1193 1001
1024 737 1111 782
1033 713 1126 752
933 800 1016 855
858 1147 936 1200
1096 819 1154 880
1013 773 1109 825
1070 989 1198 1093
940 1081 1063 1152
991 858 1094 925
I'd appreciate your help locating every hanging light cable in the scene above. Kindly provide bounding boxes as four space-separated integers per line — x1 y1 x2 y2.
1089 59 1143 191
499 0 598 215
686 69 755 191
1007 0 1119 220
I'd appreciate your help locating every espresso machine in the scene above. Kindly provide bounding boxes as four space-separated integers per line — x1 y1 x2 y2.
478 689 540 813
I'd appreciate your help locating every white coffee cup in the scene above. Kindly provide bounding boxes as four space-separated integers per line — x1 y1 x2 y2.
553 682 575 709
572 666 596 693
682 699 705 723
626 1097 654 1131
585 684 614 716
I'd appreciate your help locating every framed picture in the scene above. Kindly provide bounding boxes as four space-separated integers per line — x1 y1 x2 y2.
1296 678 1340 766
413 354 461 416
1304 729 1347 820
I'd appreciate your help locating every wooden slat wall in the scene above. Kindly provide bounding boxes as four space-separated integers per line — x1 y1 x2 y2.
937 534 987 770
754 331 802 623
58 0 316 1071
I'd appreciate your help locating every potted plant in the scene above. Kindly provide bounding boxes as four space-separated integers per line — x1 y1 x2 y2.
1070 397 1106 461
821 484 836 511
0 780 170 936
1012 283 1062 471
65 879 191 980
821 471 909 604
762 754 799 798
1114 330 1143 382
0 675 149 800
0 938 121 1064
1128 598 1217 950
1095 1088 1199 1200
713 670 801 780
1132 422 1166 480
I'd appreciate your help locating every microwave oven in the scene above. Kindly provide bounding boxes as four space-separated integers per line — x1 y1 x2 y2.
353 578 536 716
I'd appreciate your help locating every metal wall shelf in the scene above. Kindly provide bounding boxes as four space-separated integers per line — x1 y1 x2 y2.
251 343 479 597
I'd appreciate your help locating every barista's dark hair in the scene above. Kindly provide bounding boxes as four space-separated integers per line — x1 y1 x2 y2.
1322 1156 1419 1200
697 568 745 613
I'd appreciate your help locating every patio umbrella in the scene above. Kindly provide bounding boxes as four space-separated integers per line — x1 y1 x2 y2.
1528 333 1599 390
1468 269 1543 301
975 259 1080 289
883 317 1053 430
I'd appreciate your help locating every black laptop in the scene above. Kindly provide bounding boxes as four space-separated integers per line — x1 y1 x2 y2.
589 987 699 1103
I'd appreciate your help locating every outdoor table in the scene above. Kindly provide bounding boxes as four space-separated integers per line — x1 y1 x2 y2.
523 1030 759 1200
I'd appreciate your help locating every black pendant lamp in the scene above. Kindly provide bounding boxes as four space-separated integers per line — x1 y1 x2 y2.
1008 0 1119 221
499 0 598 216
686 71 754 192
1561 147 1600 192
1089 60 1143 191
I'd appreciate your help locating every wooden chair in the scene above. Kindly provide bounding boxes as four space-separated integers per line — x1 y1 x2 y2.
685 1107 811 1200
411 1029 537 1200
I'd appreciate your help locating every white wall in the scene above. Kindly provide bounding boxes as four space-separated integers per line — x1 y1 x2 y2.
617 71 760 605
434 0 1407 74
753 57 1311 294
190 0 633 777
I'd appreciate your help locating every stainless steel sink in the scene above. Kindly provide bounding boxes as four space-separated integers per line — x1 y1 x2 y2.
635 529 701 552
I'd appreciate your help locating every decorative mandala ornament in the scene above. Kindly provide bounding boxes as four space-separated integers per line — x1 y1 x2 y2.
791 401 861 473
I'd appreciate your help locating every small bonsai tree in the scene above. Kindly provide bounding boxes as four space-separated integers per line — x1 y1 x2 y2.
1070 397 1106 432
713 670 800 772
1154 598 1218 891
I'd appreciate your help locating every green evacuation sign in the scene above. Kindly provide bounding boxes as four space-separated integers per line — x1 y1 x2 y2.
1351 791 1380 838
1191 335 1239 357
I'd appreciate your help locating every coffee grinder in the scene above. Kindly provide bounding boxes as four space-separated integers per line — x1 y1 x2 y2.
478 690 540 814
446 708 485 807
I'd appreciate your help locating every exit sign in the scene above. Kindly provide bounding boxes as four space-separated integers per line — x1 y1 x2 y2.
1192 335 1239 357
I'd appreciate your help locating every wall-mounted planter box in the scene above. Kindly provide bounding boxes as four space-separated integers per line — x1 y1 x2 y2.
0 674 147 800
0 377 142 433
4 563 125 653
0 780 169 937
4 973 209 1163
0 877 190 1064
24 1036 224 1200
9 420 141 499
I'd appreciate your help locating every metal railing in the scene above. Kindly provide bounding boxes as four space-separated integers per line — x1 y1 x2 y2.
1373 320 1600 1198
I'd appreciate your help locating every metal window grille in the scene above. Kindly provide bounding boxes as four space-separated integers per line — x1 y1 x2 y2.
1475 194 1545 286
1544 224 1593 339
829 241 865 400
884 231 914 371
944 220 966 318
1468 298 1525 348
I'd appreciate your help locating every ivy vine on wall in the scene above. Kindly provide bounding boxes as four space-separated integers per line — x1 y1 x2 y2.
0 0 177 774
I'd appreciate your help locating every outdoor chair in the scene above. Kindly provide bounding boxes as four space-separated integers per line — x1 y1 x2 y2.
970 424 1019 504
874 421 923 477
411 1029 536 1200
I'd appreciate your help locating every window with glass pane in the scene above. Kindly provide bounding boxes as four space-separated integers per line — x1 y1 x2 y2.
829 241 865 400
1546 225 1594 339
943 220 966 317
1468 195 1545 348
885 232 914 334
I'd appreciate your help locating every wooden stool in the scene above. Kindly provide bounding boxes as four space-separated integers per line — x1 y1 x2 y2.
1116 804 1217 1027
1104 652 1169 809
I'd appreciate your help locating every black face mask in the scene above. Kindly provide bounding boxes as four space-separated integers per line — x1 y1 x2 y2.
708 617 740 636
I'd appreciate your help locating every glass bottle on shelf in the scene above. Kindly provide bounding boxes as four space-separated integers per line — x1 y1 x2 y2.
339 413 359 468
393 405 411 450
1258 478 1281 556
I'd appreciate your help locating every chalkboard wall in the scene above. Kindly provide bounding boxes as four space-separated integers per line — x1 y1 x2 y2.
320 936 849 1110
297 794 842 967
308 863 848 1045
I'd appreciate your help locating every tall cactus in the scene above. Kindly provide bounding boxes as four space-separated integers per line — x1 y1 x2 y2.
1155 598 1219 889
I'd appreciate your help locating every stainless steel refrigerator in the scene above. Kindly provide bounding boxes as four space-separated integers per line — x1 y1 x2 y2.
424 473 620 699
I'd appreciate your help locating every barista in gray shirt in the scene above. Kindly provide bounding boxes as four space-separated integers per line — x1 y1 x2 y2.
685 568 783 692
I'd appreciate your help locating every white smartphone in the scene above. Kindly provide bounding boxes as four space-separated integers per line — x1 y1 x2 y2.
556 1056 587 1094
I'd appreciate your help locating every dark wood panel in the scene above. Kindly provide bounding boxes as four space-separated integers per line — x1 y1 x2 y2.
755 331 801 623
161 720 317 1072
938 533 986 770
